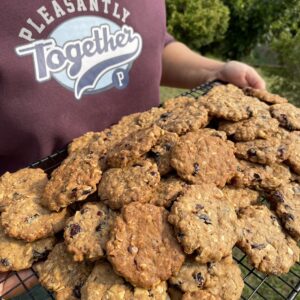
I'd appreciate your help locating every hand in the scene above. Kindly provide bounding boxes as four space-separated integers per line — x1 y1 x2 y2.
217 61 266 90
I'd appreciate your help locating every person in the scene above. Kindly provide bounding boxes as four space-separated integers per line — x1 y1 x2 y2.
0 0 265 298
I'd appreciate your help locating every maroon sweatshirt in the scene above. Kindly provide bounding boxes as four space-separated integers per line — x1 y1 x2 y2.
0 0 173 174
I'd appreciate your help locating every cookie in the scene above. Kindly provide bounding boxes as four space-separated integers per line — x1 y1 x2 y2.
156 102 209 135
168 184 240 263
81 261 169 300
171 131 237 187
222 186 260 210
163 97 197 110
0 225 55 272
148 132 179 175
150 176 187 208
98 160 160 210
243 87 288 104
0 168 48 212
268 183 300 241
107 202 185 288
107 125 164 168
199 84 269 121
36 243 93 300
81 261 133 300
136 107 168 128
237 205 299 275
271 103 300 131
219 113 279 141
68 132 104 154
182 291 218 300
286 131 300 175
170 256 243 300
42 151 102 211
64 202 116 261
232 160 291 190
235 137 290 165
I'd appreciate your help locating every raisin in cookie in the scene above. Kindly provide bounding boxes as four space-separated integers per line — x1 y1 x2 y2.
42 151 102 211
237 205 299 275
36 243 93 300
170 256 243 300
64 202 116 261
168 184 240 263
0 225 55 272
171 131 237 187
268 183 300 241
98 160 160 210
107 203 185 288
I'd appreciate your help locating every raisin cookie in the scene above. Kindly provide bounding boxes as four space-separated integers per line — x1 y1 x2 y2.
171 131 237 187
243 87 288 104
107 203 185 288
182 291 218 300
98 160 160 210
168 184 240 263
64 202 116 261
237 205 299 275
36 243 93 300
0 225 55 272
219 113 279 141
0 168 48 212
199 84 269 121
268 183 300 241
286 131 300 175
107 125 164 168
170 256 244 300
271 103 300 131
42 151 102 211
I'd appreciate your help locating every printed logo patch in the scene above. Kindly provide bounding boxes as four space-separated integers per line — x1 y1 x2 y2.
16 16 143 100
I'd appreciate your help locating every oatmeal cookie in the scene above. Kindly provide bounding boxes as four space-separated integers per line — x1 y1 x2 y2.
170 256 243 300
98 160 160 210
171 131 237 187
107 125 164 168
163 97 197 110
64 202 116 261
150 176 187 208
0 226 55 272
42 151 102 211
168 184 240 263
271 103 300 131
268 183 300 241
237 205 299 275
182 291 218 300
235 137 290 165
219 113 279 141
286 131 300 175
0 168 48 212
199 84 269 121
243 87 288 104
148 132 179 175
107 203 185 288
36 243 93 300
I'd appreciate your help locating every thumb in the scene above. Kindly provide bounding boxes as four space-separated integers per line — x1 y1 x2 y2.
246 68 266 90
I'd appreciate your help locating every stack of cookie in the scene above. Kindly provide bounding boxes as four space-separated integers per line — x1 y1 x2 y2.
0 84 299 300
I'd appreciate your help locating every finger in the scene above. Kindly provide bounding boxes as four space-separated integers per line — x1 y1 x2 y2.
1 269 39 299
246 68 266 90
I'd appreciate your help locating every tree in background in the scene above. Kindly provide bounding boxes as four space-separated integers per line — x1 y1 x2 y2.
166 0 230 50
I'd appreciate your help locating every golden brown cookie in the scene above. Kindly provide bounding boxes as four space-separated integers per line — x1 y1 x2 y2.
271 103 300 131
98 160 160 209
171 131 237 187
64 202 116 261
107 203 185 289
168 184 240 263
237 205 299 275
42 151 102 211
36 243 93 300
243 87 288 104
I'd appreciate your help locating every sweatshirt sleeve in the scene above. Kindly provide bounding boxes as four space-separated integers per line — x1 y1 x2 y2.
164 31 175 47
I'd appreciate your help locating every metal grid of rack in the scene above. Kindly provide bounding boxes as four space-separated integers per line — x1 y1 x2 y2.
1 82 299 300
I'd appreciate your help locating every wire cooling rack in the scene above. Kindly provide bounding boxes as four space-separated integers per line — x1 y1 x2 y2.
1 82 300 300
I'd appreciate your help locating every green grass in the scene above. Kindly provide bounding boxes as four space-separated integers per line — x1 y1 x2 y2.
160 86 187 102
